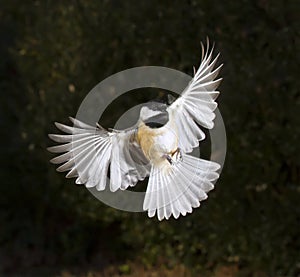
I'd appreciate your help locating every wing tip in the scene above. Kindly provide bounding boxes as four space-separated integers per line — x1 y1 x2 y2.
47 146 56 153
49 157 59 164
48 134 55 140
54 121 61 129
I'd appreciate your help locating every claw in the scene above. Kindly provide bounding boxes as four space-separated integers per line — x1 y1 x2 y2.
175 148 182 161
164 148 182 165
171 148 182 162
164 154 173 165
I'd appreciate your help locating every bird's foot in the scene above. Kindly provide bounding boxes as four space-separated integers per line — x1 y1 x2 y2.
172 147 182 162
164 148 182 165
165 155 173 165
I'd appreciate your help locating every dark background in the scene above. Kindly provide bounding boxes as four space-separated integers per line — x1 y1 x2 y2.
0 1 299 276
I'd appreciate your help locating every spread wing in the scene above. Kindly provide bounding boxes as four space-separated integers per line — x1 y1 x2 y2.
48 117 150 191
167 39 222 153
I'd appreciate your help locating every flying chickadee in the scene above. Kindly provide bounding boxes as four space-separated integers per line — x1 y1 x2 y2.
48 40 223 220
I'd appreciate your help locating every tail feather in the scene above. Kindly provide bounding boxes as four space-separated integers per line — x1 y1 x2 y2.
143 154 220 220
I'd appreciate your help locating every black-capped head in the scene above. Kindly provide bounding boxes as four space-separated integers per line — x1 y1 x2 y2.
139 101 169 128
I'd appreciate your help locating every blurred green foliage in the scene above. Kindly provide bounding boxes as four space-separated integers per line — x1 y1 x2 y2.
0 0 299 276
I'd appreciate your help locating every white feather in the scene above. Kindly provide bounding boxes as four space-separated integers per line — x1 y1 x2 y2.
48 118 149 191
143 153 220 220
167 40 222 153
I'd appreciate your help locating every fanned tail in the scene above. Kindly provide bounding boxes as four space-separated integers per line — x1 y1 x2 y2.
143 154 220 220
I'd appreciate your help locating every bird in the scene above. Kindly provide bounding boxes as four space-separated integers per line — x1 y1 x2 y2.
48 39 223 221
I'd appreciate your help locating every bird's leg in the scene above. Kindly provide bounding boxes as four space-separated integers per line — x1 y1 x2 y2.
164 154 173 165
172 147 182 162
164 148 182 165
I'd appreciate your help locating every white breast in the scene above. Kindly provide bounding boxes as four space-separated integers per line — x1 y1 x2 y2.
154 127 178 153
